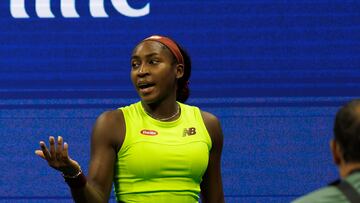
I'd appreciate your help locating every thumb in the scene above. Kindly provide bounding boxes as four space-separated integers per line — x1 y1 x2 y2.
62 142 78 165
61 142 81 175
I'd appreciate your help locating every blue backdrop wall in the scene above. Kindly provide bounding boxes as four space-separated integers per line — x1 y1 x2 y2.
0 1 359 202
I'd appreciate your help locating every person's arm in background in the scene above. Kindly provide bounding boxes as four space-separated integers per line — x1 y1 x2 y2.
200 111 225 203
35 110 125 203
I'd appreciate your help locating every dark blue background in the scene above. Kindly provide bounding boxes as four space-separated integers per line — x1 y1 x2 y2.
0 1 359 202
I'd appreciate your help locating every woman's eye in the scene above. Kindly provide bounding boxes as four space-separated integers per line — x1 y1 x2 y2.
149 59 159 64
131 61 140 68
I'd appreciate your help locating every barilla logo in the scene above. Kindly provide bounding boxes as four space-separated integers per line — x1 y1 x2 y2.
10 0 150 18
140 129 158 136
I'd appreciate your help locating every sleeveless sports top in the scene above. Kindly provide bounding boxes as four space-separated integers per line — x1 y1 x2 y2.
113 101 212 203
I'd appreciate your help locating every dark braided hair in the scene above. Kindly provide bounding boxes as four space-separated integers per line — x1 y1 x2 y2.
176 46 191 103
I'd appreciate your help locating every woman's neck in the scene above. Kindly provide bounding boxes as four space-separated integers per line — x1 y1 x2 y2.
141 98 180 121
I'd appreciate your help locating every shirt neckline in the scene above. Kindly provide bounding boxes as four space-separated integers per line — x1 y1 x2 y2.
138 101 183 127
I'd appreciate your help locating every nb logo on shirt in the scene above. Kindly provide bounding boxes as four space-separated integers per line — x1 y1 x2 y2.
183 127 196 137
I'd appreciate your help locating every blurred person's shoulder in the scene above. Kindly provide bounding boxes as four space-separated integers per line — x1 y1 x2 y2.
292 172 360 203
292 185 347 203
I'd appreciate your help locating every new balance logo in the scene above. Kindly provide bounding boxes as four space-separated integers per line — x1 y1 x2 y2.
10 0 150 18
183 127 196 137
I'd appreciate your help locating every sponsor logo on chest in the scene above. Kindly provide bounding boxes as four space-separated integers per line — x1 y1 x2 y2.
183 127 196 137
139 127 197 137
140 129 158 136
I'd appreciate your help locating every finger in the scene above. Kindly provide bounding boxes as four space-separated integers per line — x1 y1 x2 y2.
39 141 51 160
49 136 56 161
35 150 45 159
63 142 70 162
56 136 63 160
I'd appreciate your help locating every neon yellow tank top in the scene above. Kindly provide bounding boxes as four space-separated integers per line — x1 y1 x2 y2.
113 101 212 203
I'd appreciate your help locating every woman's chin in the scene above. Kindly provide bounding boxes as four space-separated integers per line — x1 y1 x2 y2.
139 94 158 104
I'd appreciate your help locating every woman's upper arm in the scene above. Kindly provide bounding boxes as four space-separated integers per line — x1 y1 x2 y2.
200 111 225 203
86 109 125 200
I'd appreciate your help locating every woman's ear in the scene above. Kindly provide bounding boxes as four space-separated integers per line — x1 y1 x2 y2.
175 64 184 79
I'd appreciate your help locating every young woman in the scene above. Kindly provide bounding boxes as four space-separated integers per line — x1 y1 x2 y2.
35 35 225 203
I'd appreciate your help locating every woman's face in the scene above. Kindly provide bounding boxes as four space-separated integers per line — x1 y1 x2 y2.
131 40 183 104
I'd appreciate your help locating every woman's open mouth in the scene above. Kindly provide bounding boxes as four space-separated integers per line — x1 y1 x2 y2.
138 83 155 94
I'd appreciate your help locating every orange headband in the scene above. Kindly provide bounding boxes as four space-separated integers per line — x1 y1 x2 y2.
143 35 184 65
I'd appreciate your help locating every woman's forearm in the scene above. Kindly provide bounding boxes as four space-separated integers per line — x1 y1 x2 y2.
70 181 107 203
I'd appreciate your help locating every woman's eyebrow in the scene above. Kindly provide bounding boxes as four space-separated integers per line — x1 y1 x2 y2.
132 53 159 60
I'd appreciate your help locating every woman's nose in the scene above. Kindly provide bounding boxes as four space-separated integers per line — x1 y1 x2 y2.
137 64 149 76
